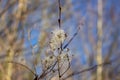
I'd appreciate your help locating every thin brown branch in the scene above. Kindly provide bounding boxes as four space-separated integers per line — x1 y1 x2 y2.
28 29 37 74
38 61 57 79
96 0 103 80
58 0 61 28
57 58 61 79
0 0 17 18
60 54 71 77
58 0 63 55
63 56 120 80
63 27 80 49
62 61 111 80
2 61 37 77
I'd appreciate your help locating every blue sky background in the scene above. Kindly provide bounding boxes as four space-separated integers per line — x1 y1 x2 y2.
22 0 120 75
0 0 120 79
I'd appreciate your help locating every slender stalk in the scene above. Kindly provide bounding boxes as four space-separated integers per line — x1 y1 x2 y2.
6 49 14 80
0 0 17 18
57 58 61 80
58 0 61 28
96 0 103 80
60 55 70 77
28 29 37 73
62 61 111 80
63 27 80 49
5 61 36 77
58 0 62 79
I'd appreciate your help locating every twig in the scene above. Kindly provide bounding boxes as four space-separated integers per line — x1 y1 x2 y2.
96 0 103 80
57 57 61 79
38 61 57 79
3 61 37 77
28 29 37 74
58 0 61 28
57 0 62 79
58 0 63 53
62 61 111 80
0 0 17 18
60 54 71 77
62 56 120 80
63 27 80 49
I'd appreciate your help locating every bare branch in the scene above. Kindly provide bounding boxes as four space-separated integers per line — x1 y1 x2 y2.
62 56 120 80
0 0 17 18
62 61 111 80
60 54 71 77
28 29 37 74
58 0 61 28
63 27 80 49
2 61 37 77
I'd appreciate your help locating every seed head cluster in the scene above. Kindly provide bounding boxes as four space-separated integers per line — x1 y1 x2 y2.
49 29 67 51
42 55 56 69
42 29 72 70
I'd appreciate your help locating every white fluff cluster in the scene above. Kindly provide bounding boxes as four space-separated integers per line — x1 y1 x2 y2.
42 55 56 69
49 29 67 51
58 53 68 61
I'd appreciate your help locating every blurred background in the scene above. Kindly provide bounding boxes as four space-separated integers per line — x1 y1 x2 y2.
0 0 120 80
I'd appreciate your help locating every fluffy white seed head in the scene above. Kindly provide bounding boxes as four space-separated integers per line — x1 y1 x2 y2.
58 50 72 62
58 53 68 61
50 29 67 51
42 55 56 69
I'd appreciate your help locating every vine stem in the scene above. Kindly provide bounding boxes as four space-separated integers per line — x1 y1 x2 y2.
58 0 61 28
